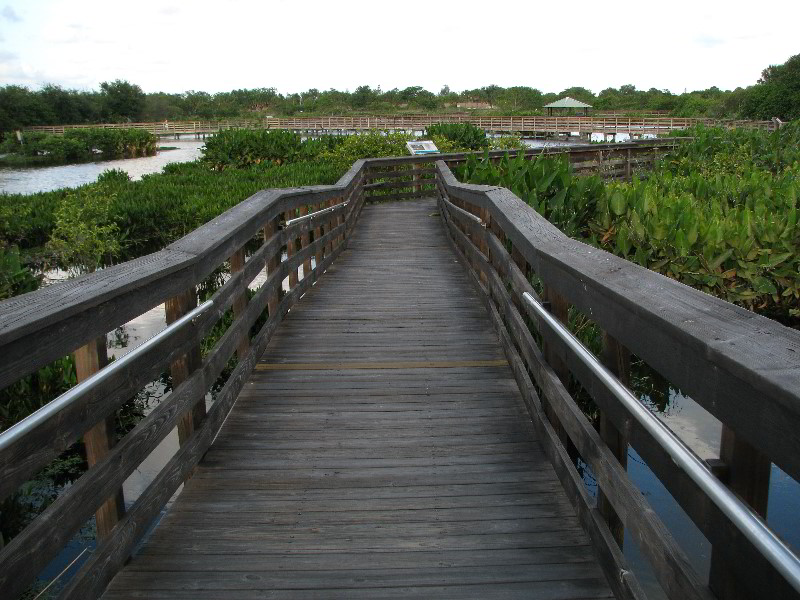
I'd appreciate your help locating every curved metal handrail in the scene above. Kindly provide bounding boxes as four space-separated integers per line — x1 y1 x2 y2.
0 300 214 453
522 291 800 594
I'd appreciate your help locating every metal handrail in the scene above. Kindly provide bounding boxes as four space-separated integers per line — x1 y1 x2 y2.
285 202 347 227
521 291 800 593
0 300 215 453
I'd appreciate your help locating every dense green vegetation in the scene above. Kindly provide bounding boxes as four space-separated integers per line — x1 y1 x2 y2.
1 160 347 269
458 124 800 327
1 54 796 135
0 128 157 166
201 129 345 170
425 123 489 151
1 129 457 297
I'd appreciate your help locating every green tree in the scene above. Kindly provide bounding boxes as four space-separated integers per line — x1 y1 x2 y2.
559 86 596 104
742 54 800 120
351 85 377 109
481 85 502 107
498 86 542 111
0 85 55 130
46 184 122 274
100 80 145 122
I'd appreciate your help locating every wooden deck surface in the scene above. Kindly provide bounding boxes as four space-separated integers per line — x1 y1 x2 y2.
102 199 612 599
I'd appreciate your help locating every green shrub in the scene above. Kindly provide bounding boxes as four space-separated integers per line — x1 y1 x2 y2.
0 128 157 166
0 245 40 300
425 123 488 151
320 131 413 163
459 125 800 326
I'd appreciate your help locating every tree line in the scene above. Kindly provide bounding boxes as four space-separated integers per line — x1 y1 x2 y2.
1 54 796 132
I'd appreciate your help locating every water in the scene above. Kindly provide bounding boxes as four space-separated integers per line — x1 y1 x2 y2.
0 139 205 195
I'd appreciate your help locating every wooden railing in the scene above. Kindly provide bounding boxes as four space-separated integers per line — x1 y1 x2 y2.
434 158 800 600
1 139 797 599
23 114 777 136
0 161 367 599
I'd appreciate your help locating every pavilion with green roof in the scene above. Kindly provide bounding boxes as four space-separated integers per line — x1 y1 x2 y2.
543 96 593 116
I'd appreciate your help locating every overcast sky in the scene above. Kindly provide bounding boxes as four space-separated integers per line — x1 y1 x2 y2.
0 0 797 96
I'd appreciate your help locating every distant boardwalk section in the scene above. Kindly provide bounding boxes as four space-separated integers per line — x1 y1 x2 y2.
24 114 776 138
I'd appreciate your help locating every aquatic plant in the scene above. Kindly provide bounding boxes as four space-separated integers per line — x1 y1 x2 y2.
425 123 488 150
459 126 800 326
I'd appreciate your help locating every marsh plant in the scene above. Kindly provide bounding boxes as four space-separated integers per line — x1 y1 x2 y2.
459 124 800 326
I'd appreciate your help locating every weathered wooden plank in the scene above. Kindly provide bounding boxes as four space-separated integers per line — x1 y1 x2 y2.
65 217 351 600
363 178 435 192
98 199 611 600
366 167 436 181
74 338 125 541
441 198 647 600
365 189 431 202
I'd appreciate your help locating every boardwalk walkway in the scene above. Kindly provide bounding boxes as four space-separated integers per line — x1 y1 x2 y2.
101 199 612 599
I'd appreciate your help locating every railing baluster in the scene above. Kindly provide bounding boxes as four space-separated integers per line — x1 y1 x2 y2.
263 217 280 317
287 211 298 289
314 202 324 267
541 285 570 447
75 337 125 540
165 289 206 445
229 248 250 359
599 332 630 548
299 205 312 278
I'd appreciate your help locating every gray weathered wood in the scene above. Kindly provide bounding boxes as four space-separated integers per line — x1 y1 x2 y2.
97 200 612 600
438 160 800 483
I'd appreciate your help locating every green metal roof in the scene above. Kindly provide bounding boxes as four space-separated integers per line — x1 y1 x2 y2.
543 96 593 109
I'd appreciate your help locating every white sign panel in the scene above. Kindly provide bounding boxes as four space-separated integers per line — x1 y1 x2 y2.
406 140 440 155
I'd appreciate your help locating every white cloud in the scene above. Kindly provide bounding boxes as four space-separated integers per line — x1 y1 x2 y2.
0 0 797 95
2 5 20 22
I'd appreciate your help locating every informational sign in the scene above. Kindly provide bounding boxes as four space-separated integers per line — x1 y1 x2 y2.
406 140 440 155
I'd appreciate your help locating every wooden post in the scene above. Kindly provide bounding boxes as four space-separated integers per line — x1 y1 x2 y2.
75 337 125 541
287 211 298 289
299 205 312 278
709 427 771 600
337 197 345 247
263 218 280 317
598 332 630 548
314 202 324 268
625 148 632 180
413 163 421 193
510 245 528 279
229 248 250 360
165 289 206 441
541 285 570 447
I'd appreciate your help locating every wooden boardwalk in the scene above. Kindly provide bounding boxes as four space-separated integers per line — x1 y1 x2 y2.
101 199 612 599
